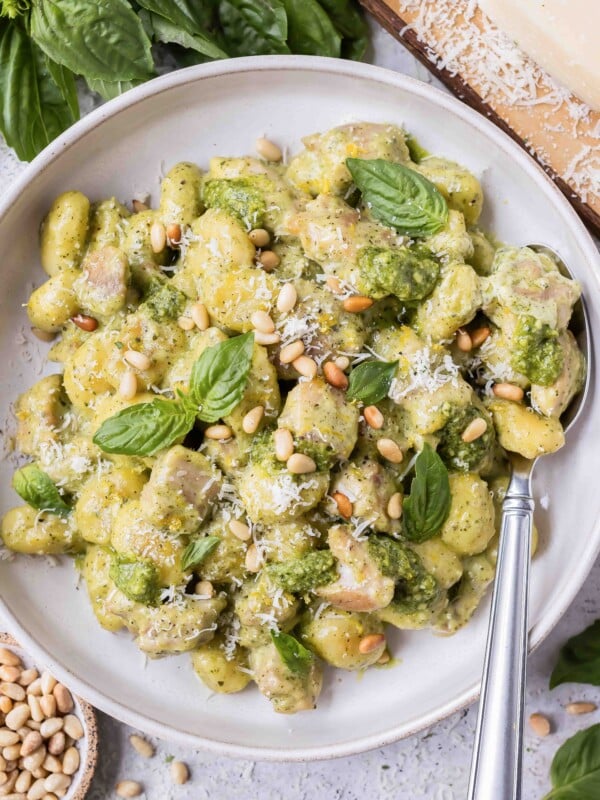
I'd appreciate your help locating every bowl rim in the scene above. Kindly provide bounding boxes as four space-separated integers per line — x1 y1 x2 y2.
0 54 599 761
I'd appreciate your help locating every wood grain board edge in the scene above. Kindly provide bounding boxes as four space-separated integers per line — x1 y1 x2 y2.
360 0 600 234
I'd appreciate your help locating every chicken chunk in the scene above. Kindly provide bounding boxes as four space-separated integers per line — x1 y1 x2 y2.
74 245 129 319
329 458 400 533
249 641 323 714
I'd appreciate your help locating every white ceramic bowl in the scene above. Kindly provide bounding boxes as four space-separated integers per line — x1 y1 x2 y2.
0 56 599 761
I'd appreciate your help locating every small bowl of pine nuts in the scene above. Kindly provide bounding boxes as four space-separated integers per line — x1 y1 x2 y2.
0 632 97 800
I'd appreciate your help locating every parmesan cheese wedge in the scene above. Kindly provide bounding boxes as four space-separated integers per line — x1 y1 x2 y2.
479 0 600 110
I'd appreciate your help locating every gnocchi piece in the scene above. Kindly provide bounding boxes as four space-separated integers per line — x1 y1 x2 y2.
74 467 148 546
488 399 565 458
439 473 495 556
300 607 385 669
74 246 129 319
87 197 130 251
413 261 481 342
27 271 79 332
249 641 322 714
416 157 483 225
160 162 203 226
1 505 79 555
81 545 125 632
191 636 251 694
40 191 90 276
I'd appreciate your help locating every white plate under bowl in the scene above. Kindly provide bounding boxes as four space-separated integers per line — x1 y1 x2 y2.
0 57 599 761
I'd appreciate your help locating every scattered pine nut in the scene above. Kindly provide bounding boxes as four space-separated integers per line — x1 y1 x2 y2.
287 453 317 474
170 760 189 785
387 492 403 520
31 328 56 342
39 695 56 718
1 682 24 701
52 685 73 715
118 370 137 401
0 651 20 668
343 296 373 313
334 356 350 371
529 713 551 737
47 731 65 756
565 702 597 715
194 580 214 598
150 221 166 253
0 667 20 683
277 284 297 313
254 331 280 346
292 355 317 379
377 438 403 464
0 697 12 714
258 250 280 271
256 137 282 162
40 673 56 697
471 326 491 347
492 383 524 402
332 492 352 519
166 222 181 245
123 350 151 371
461 417 487 443
191 302 209 331
323 361 348 390
70 314 98 332
249 228 270 248
274 429 294 462
364 406 384 430
251 310 275 334
5 705 29 730
40 717 63 739
242 405 264 434
128 734 154 759
229 520 251 541
18 669 38 687
62 746 80 776
132 199 149 213
116 780 143 798
377 650 391 665
280 340 304 364
20 732 42 757
245 544 262 573
177 316 195 331
456 329 472 352
326 276 343 294
204 425 233 441
358 634 386 655
62 715 83 740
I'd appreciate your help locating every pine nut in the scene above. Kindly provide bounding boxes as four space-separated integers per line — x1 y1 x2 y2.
22 746 46 772
0 773 6 787
529 713 551 737
166 222 181 245
0 697 11 714
28 778 47 800
323 361 348 390
258 250 280 271
20 734 42 758
0 653 20 669
387 492 403 520
229 520 251 542
177 316 195 331
191 302 209 331
44 774 70 794
204 425 232 441
292 356 317 379
31 328 56 343
128 734 154 759
132 200 149 213
565 701 597 715
492 383 524 402
377 439 403 464
61 747 79 776
3 743 20 759
150 221 166 253
40 719 63 739
30 766 47 779
1 684 24 702
0 669 20 684
42 754 61 773
456 329 472 352
256 137 282 162
249 228 270 248
18 672 37 689
461 417 487 443
46 734 64 758
274 429 294 461
118 370 137 401
70 314 98 332
242 406 264 434
15 770 32 793
471 326 491 347
364 406 384 430
0 774 16 795
254 331 280 346
358 634 386 654
287 453 316 474
334 356 350 371
0 734 18 748
38 698 55 719
194 581 214 598
342 296 373 313
280 340 304 364
170 761 189 785
26 721 41 731
276 283 297 313
251 311 275 334
5 706 29 731
123 350 151 371
326 276 343 294
332 492 352 519
39 675 55 698
377 650 391 665
26 679 42 697
244 544 262 573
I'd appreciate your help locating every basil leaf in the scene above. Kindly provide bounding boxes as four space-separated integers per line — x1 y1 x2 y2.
317 0 367 60
550 620 600 689
45 58 79 120
147 12 227 59
544 724 600 799
347 359 398 405
271 630 314 676
110 556 160 605
0 21 77 161
93 398 195 455
181 535 221 572
85 76 141 101
218 0 290 57
403 444 451 542
136 0 216 34
12 464 71 516
190 332 254 423
282 0 340 57
346 158 448 238
30 0 154 82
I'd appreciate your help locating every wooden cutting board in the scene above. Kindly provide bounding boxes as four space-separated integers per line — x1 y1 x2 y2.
360 0 600 234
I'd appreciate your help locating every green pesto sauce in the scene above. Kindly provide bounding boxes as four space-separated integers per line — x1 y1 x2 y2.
437 405 495 472
405 134 430 164
294 440 335 472
368 535 415 580
268 550 337 594
512 315 563 386
142 281 186 321
369 535 438 613
392 565 439 613
357 245 440 303
109 556 160 605
203 178 266 230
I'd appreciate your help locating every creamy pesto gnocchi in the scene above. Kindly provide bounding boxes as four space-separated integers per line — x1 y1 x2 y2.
1 122 584 715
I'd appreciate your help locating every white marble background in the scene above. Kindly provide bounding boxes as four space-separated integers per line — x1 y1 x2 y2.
1 21 599 800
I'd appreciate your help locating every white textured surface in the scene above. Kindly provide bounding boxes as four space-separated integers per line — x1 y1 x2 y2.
1 23 599 799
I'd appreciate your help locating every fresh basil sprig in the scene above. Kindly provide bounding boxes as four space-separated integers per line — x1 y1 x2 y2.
182 535 221 572
271 630 314 676
12 464 71 516
347 359 398 405
550 619 600 689
94 333 254 455
403 444 451 542
282 0 341 57
346 158 449 238
544 724 600 799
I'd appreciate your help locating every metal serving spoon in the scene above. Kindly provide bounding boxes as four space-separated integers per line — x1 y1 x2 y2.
467 245 591 800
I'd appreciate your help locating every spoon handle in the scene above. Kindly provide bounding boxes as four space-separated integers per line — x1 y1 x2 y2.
467 480 534 800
